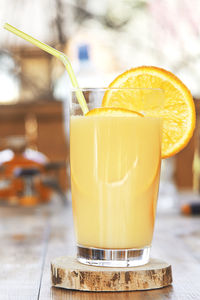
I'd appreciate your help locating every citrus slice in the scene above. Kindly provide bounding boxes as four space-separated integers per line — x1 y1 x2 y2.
86 107 143 117
102 66 196 158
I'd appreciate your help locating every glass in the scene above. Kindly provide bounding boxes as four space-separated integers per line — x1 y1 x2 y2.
70 88 164 267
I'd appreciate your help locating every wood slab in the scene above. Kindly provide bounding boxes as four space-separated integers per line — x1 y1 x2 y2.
51 256 172 292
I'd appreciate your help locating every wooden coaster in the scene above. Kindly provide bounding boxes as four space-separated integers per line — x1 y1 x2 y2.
51 256 172 292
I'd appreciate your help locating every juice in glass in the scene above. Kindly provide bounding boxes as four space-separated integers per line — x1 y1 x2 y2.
70 88 163 267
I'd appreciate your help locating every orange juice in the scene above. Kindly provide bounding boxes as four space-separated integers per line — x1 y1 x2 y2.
70 115 161 249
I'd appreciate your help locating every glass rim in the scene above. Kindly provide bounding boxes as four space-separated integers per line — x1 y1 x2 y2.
71 87 164 92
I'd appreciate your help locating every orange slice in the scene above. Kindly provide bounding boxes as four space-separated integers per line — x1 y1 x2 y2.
102 66 196 158
86 107 143 117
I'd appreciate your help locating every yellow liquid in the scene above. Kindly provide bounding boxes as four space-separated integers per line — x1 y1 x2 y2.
70 115 161 249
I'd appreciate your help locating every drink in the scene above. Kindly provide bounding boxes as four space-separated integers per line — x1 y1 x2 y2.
70 115 161 249
70 87 164 267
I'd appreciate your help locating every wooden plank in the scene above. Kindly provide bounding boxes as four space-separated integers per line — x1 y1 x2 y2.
38 205 76 299
0 206 50 300
2 204 200 299
174 137 194 189
152 213 200 299
51 287 173 300
39 208 200 299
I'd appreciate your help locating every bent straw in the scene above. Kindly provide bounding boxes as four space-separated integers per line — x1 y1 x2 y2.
3 23 89 115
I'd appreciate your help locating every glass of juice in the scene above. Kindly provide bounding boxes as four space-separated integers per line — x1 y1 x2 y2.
70 88 164 267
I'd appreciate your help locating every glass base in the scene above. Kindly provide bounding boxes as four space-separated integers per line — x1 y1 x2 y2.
77 245 150 267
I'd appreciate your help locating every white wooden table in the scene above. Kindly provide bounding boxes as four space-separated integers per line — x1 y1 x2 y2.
1 201 200 299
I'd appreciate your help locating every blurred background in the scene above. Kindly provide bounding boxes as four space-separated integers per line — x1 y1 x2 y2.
0 0 199 209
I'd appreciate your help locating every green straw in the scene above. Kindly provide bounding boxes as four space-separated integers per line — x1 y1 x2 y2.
3 23 89 115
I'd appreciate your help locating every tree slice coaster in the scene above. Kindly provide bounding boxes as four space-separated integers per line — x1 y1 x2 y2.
51 256 172 292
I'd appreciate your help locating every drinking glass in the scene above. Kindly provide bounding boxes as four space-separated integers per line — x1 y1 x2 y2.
70 88 164 267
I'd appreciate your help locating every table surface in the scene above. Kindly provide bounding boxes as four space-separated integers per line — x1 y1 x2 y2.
1 200 200 300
